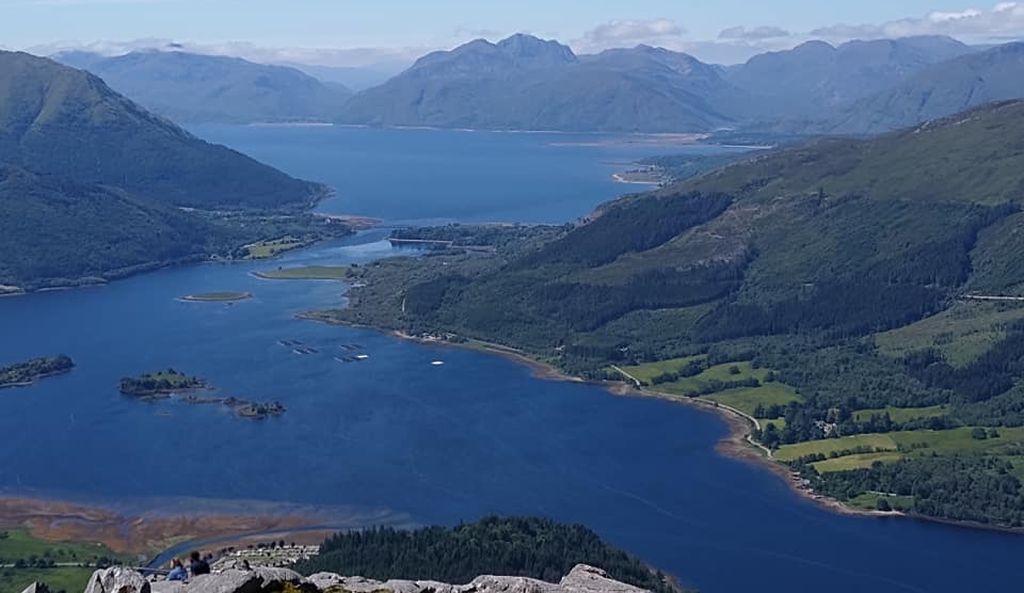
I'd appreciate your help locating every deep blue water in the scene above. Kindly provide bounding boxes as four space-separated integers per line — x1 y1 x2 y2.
1 127 1022 593
191 125 747 224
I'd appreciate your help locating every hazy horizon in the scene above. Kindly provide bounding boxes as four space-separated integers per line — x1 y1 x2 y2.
3 0 1023 67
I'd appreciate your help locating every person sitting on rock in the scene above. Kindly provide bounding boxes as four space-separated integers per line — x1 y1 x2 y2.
167 558 187 581
189 551 211 576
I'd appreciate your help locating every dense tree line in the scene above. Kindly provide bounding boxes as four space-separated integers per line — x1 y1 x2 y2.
904 322 1024 402
807 455 1024 527
520 191 732 268
294 517 678 593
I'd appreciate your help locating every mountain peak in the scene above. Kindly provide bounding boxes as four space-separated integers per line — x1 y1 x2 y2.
495 33 578 66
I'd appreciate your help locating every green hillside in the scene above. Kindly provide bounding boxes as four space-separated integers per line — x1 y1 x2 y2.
322 100 1024 527
0 51 323 210
0 51 346 289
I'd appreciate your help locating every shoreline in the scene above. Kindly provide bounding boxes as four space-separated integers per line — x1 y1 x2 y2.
0 496 324 556
303 316 1024 533
611 173 663 186
0 367 74 390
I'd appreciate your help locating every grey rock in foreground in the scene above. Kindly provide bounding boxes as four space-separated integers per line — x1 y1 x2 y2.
88 564 646 593
84 566 152 593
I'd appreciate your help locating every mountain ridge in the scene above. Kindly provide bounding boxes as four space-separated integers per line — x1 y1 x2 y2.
56 49 352 124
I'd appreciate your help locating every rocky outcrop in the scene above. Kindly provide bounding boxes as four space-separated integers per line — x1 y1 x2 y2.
84 564 647 593
20 583 51 593
148 567 303 593
84 566 152 593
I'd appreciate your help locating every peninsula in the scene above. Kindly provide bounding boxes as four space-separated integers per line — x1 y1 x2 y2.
254 265 355 280
180 291 253 302
0 356 75 389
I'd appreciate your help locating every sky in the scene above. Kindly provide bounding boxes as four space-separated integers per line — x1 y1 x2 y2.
2 0 1024 67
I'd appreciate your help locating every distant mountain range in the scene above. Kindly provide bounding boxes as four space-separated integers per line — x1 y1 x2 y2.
49 34 1024 135
829 42 1024 134
0 51 331 289
723 36 976 120
338 35 742 132
56 50 352 124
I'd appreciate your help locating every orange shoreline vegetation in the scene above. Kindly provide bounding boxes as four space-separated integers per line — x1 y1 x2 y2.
0 497 319 555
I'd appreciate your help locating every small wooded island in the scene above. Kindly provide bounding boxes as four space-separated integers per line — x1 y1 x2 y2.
119 369 207 397
119 370 285 419
0 355 75 389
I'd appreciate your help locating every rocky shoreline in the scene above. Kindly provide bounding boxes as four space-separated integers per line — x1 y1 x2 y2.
48 562 649 593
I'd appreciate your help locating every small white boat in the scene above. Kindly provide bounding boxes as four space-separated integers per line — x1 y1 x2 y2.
355 354 370 360
431 361 445 366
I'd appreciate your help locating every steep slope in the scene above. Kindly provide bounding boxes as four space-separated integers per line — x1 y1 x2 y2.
338 35 738 132
0 165 221 287
0 52 342 289
831 43 1024 134
725 36 976 120
56 50 351 124
0 51 323 210
688 100 1024 205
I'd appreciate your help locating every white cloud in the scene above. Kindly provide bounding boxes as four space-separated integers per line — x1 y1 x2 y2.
575 19 685 52
813 2 1024 42
29 38 424 69
718 26 791 40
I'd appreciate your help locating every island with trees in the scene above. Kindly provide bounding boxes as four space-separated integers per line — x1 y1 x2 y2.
0 355 75 389
119 369 207 397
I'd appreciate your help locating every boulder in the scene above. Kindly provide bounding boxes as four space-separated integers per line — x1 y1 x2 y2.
380 580 455 593
559 565 649 593
466 575 558 593
84 567 152 593
252 566 304 585
149 582 187 593
20 583 51 593
181 570 261 593
303 573 346 590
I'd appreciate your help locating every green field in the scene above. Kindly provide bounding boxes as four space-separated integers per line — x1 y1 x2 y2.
618 355 704 385
759 417 787 432
255 265 353 280
875 300 1024 367
0 529 121 593
0 566 97 593
812 451 903 473
653 361 770 396
775 434 899 462
776 427 1024 464
852 405 949 423
180 291 252 302
242 236 307 259
847 492 915 511
703 383 801 417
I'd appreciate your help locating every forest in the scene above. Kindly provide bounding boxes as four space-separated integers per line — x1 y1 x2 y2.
294 517 679 593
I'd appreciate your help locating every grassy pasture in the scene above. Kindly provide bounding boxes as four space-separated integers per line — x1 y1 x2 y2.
703 383 801 417
254 265 353 280
618 355 704 385
852 405 949 423
812 452 903 473
243 236 307 259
